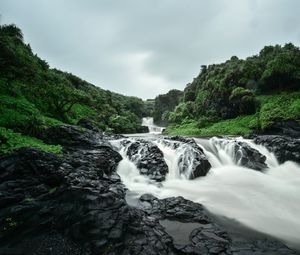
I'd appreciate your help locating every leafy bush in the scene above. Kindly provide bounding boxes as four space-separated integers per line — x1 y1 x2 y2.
258 92 300 129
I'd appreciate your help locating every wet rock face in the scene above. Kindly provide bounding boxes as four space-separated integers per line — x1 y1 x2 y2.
77 118 102 133
126 139 169 182
262 120 300 138
39 124 105 149
233 141 267 171
254 135 300 164
0 146 178 255
138 194 297 255
164 136 211 179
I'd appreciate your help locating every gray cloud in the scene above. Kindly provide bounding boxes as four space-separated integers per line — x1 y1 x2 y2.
1 0 300 99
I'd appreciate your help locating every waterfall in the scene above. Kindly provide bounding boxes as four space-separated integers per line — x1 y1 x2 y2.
111 136 300 249
142 117 165 134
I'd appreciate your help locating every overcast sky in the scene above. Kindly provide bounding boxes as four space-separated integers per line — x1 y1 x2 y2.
1 0 300 99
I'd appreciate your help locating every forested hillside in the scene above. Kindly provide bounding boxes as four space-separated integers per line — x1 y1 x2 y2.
0 24 152 152
153 89 183 125
164 43 300 135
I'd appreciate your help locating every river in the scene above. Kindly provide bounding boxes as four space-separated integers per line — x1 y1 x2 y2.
111 117 300 250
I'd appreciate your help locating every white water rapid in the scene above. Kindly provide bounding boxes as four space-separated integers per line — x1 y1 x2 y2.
142 117 165 134
111 136 300 250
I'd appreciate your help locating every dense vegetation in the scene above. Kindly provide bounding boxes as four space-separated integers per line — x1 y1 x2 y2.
0 24 152 153
153 89 183 125
164 43 300 135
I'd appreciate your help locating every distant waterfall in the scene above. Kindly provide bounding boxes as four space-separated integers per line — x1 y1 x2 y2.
142 117 165 134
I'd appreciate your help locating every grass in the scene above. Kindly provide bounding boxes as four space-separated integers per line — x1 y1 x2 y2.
166 115 258 136
0 127 62 154
166 91 300 136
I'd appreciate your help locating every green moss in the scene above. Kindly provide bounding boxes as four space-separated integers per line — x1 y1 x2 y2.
0 127 62 154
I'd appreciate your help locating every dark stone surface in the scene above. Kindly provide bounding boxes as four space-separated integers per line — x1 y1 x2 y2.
262 120 300 138
137 125 150 133
212 138 267 171
38 124 105 149
233 141 267 171
163 136 211 179
77 118 102 133
138 194 298 255
126 139 169 182
0 126 298 255
254 135 300 164
0 147 175 255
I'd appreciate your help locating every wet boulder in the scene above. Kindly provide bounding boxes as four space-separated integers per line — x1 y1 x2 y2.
164 136 211 179
0 146 176 254
39 124 105 149
126 139 168 182
77 118 102 133
254 135 300 164
138 194 297 255
233 141 267 171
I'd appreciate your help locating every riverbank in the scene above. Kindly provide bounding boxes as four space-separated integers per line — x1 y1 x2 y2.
165 92 300 137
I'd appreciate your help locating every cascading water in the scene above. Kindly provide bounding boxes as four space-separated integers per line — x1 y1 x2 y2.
142 117 165 134
111 136 300 250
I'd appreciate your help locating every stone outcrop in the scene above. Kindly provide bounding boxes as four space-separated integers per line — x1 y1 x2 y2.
126 139 169 182
254 135 300 164
163 136 211 179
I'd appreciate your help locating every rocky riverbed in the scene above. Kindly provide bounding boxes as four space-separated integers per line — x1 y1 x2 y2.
0 123 299 254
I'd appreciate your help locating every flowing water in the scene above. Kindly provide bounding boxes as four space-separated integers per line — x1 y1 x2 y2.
111 119 300 249
142 117 165 133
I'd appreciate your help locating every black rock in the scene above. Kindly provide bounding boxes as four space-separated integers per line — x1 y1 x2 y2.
138 194 297 255
254 135 300 164
262 120 300 138
126 139 169 182
162 136 211 179
213 138 267 171
39 124 105 149
0 144 177 254
233 141 267 171
137 125 150 133
77 118 102 133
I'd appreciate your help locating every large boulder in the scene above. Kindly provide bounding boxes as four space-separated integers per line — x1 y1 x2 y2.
262 120 300 138
138 194 297 255
77 118 102 133
39 124 104 149
212 138 267 171
0 146 177 255
136 125 150 133
254 135 300 164
126 139 169 182
233 141 267 170
163 136 211 179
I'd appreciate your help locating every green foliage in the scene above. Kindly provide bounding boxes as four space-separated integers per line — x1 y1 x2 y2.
166 115 258 136
167 43 300 127
109 113 140 134
168 102 194 124
0 127 62 154
257 92 300 129
0 24 149 135
153 89 183 125
164 43 300 136
0 95 62 135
